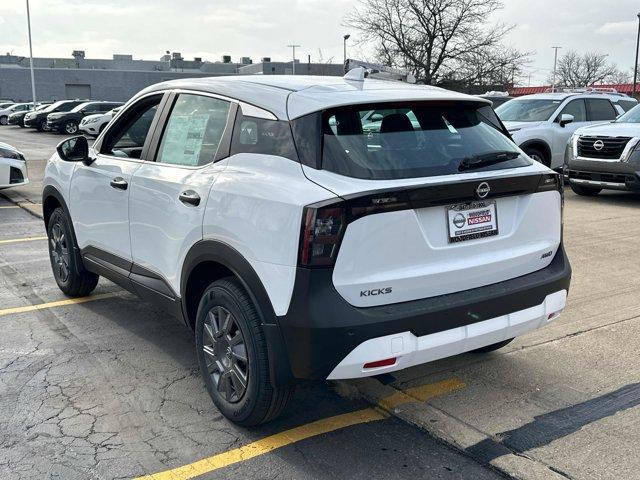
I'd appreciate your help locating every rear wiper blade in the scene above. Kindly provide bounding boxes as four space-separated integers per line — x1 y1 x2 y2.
458 151 521 171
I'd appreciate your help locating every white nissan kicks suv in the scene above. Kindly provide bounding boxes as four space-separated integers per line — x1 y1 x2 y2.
42 73 571 425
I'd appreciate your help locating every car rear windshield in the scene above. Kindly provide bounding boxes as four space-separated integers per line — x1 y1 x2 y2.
311 102 529 180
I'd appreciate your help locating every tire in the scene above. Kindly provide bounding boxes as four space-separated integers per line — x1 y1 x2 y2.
47 207 99 297
0 115 7 125
473 338 514 353
38 119 50 132
63 121 79 135
570 183 602 196
524 147 549 167
195 277 294 426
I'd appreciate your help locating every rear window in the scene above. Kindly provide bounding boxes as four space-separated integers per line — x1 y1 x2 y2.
312 102 529 180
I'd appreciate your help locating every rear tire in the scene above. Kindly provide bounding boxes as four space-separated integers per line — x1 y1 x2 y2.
570 183 602 196
473 338 514 353
195 277 294 426
47 207 99 297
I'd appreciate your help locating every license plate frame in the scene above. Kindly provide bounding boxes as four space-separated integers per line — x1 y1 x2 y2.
446 201 499 243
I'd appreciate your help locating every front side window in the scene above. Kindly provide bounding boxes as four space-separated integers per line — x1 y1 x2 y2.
586 99 617 121
156 94 231 167
558 99 587 122
101 95 162 159
496 99 562 122
318 102 530 180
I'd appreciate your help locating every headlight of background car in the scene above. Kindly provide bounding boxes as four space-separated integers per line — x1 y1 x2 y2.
620 138 640 162
0 147 25 161
87 117 100 124
570 133 580 159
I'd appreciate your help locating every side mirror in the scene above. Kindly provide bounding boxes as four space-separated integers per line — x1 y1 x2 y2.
56 136 92 164
559 114 574 127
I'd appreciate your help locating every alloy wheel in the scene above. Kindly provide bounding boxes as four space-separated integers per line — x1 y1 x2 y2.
202 305 248 403
65 122 78 134
49 222 70 284
0 116 7 125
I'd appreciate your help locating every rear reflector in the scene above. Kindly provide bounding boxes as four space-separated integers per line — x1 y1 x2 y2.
363 357 397 369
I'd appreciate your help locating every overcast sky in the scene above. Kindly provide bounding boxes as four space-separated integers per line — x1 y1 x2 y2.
0 0 639 85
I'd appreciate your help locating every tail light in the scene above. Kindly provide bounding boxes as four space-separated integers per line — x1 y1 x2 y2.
299 202 346 267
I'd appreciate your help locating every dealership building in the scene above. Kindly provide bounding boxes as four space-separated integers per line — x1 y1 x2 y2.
0 51 344 103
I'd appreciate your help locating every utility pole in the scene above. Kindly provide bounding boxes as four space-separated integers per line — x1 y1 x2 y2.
287 44 300 75
343 34 351 66
551 46 562 92
633 13 640 97
26 0 37 108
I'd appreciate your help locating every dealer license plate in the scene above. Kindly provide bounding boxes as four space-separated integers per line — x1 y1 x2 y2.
447 201 498 243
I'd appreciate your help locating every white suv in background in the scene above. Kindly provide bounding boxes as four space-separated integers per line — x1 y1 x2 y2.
42 73 571 425
79 107 121 137
496 91 636 170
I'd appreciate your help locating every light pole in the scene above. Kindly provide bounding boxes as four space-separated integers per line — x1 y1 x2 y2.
633 13 640 97
26 0 37 107
287 44 300 75
343 34 351 65
551 46 562 92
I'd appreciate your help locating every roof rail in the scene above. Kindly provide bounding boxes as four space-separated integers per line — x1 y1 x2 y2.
543 87 626 96
344 59 416 83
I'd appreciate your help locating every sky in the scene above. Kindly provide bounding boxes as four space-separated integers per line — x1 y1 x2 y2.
0 0 639 85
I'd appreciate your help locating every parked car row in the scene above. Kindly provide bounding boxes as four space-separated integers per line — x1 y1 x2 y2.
1 99 123 136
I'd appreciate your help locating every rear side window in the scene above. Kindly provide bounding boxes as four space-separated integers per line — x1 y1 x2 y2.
312 102 530 180
586 99 617 121
156 94 231 167
230 109 298 160
616 99 637 112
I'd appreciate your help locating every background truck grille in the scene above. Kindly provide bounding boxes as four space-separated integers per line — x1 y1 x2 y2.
577 136 632 160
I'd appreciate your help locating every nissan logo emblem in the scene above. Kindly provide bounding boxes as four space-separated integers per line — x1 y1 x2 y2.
476 182 491 199
593 140 605 151
453 213 466 228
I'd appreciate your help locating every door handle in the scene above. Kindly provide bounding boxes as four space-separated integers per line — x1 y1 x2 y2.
179 190 201 206
110 177 128 190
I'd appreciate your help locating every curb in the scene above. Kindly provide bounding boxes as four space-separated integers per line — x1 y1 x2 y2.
335 378 568 480
0 192 43 219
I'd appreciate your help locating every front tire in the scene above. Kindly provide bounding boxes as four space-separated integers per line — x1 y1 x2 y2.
47 208 99 297
570 183 602 196
195 278 294 426
0 115 8 125
63 120 79 135
38 119 51 132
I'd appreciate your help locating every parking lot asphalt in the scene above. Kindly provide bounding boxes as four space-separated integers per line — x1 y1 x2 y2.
2 126 640 480
0 128 501 479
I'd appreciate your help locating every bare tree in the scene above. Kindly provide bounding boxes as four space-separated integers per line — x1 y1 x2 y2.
345 0 529 86
549 51 618 88
605 67 632 85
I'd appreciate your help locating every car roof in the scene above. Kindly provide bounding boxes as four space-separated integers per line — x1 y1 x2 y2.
139 75 489 120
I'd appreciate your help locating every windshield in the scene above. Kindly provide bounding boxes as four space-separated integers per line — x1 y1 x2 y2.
615 104 640 123
496 99 562 122
71 103 92 112
43 101 67 113
319 102 530 180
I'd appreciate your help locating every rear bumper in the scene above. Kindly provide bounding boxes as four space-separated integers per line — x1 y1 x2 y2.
276 245 571 380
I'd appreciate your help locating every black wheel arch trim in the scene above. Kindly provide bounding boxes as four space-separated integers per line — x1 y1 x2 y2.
520 140 552 163
181 240 294 386
42 185 85 276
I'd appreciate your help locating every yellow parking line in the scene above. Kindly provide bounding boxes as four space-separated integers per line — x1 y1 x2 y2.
136 378 466 480
0 236 48 245
136 408 387 480
0 292 120 317
379 378 467 410
0 205 19 209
